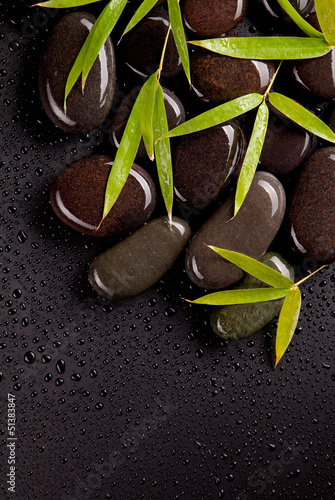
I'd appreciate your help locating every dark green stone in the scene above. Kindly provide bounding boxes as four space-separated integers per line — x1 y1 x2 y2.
211 252 294 340
89 216 191 301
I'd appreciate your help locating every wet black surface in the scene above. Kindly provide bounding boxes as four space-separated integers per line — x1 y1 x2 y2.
0 2 335 500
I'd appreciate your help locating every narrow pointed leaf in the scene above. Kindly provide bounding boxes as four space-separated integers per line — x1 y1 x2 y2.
190 37 332 59
159 93 263 140
269 92 335 143
33 0 100 7
103 89 144 218
277 0 324 38
141 72 159 160
315 0 335 45
122 0 158 38
167 0 191 82
65 0 126 104
208 247 295 288
188 288 290 306
275 287 301 366
234 102 269 216
153 84 174 219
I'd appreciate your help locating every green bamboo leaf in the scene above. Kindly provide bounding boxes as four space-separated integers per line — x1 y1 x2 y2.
102 88 144 219
269 92 335 143
208 247 295 288
277 0 324 39
188 288 290 306
275 287 301 367
167 0 191 82
159 93 263 140
315 0 335 45
65 0 126 106
141 72 159 160
33 0 100 7
153 84 174 220
190 37 332 59
234 102 269 216
122 0 158 38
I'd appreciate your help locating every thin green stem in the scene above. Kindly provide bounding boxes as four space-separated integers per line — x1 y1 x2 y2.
263 60 283 101
158 23 172 80
294 265 327 288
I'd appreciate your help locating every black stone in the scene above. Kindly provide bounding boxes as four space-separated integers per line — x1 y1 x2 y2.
293 49 335 99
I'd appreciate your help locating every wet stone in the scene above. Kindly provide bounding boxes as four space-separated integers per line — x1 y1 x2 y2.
110 87 185 159
50 155 156 238
39 12 116 133
293 49 335 99
191 53 275 103
173 121 246 209
257 0 313 24
260 112 312 175
183 0 248 38
185 171 286 289
288 147 335 264
211 252 294 340
89 216 191 301
120 11 182 79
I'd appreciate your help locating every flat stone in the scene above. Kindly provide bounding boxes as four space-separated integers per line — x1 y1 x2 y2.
174 121 246 209
191 53 275 103
183 0 248 38
50 155 156 237
211 252 294 340
39 12 116 133
120 11 182 79
293 49 335 99
288 147 335 264
258 0 313 23
110 87 185 158
185 171 286 289
260 112 312 175
89 216 191 300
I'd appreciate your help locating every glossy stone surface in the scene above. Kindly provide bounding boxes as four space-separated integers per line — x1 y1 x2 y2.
288 147 335 264
260 112 312 175
174 121 246 209
110 87 185 158
39 12 116 133
121 11 182 79
293 49 335 99
89 216 191 300
191 53 275 103
50 155 156 237
211 252 294 340
185 171 286 289
183 0 248 38
258 0 313 23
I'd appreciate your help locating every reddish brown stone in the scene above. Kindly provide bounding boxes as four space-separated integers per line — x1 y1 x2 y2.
293 49 335 99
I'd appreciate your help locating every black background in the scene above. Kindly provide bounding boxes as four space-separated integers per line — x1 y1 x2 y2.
0 2 334 499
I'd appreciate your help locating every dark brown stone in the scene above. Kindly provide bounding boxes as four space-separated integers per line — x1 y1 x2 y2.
110 87 185 159
258 0 313 23
120 11 182 79
89 216 191 301
50 155 156 237
293 49 335 99
183 0 248 38
185 171 286 289
191 53 276 103
39 12 116 133
288 147 335 264
173 121 246 209
260 112 312 175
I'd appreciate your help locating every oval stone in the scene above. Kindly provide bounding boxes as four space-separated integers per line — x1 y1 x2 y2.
260 112 312 175
173 121 246 209
89 216 191 300
183 0 248 38
211 252 294 340
110 87 185 159
293 50 335 99
120 11 182 79
257 0 313 24
191 53 275 103
185 171 286 289
288 147 335 264
39 12 116 133
50 155 156 237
